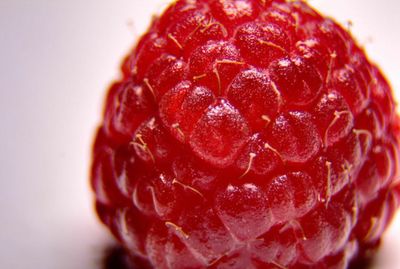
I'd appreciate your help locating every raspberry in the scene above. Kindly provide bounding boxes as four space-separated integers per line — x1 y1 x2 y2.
91 0 400 268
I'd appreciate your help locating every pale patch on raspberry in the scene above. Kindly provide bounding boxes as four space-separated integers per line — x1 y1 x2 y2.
166 221 190 239
218 0 253 18
291 12 299 33
115 208 145 255
270 260 288 269
267 172 317 222
216 183 273 241
341 160 354 185
324 110 352 148
167 33 184 50
228 69 282 130
258 39 287 53
324 161 332 207
116 166 129 197
193 73 207 81
189 99 250 168
132 183 155 214
326 51 337 84
261 114 271 125
131 133 155 163
280 219 307 241
181 0 197 11
353 128 373 155
363 217 379 241
117 208 129 236
270 81 284 107
200 19 228 37
143 78 156 100
213 59 245 95
92 163 109 204
172 178 204 199
267 111 322 163
212 67 222 95
239 152 256 179
215 59 245 65
172 123 186 140
264 142 282 159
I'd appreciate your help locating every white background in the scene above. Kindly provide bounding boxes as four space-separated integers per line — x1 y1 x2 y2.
0 0 399 268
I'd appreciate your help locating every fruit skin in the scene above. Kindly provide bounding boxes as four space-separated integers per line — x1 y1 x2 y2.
91 0 400 268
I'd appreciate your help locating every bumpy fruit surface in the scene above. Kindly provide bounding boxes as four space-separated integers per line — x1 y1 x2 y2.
91 0 400 268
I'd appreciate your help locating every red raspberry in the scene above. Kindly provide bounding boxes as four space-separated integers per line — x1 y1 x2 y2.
91 0 400 268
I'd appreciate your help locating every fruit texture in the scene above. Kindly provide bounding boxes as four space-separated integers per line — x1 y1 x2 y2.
91 0 400 268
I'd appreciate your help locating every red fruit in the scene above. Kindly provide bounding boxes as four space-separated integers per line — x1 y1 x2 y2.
91 0 400 268
215 183 273 241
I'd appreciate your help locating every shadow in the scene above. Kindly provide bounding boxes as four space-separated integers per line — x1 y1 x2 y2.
102 246 152 269
102 246 131 269
349 256 374 269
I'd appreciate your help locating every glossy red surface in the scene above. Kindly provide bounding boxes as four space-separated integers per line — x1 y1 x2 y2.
91 0 400 268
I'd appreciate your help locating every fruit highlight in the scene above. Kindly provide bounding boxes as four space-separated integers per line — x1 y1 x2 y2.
91 0 400 268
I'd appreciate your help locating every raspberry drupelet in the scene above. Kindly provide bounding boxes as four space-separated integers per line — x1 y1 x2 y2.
91 0 400 268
